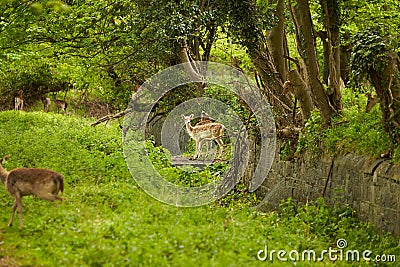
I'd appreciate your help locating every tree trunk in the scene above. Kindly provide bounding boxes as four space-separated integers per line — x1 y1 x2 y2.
289 0 334 125
320 0 342 111
340 42 351 84
340 31 352 85
178 41 204 85
369 51 400 143
317 30 330 85
267 0 288 81
220 0 294 127
287 69 314 121
249 46 293 128
189 0 216 62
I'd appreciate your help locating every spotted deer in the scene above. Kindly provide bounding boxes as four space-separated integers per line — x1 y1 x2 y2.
194 111 216 157
195 110 215 126
0 155 64 227
52 94 68 115
14 90 24 111
182 114 225 159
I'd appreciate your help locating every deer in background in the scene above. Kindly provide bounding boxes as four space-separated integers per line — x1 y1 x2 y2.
42 97 51 112
195 110 215 126
194 111 216 157
182 114 225 160
0 155 64 227
14 90 24 111
52 93 68 115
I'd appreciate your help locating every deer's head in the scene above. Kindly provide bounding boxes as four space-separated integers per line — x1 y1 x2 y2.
181 114 194 125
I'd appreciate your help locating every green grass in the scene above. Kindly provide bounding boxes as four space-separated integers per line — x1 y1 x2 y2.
0 111 398 266
297 89 400 163
325 106 399 160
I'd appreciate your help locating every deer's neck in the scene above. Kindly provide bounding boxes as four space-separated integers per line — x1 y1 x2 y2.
0 166 9 185
185 122 196 139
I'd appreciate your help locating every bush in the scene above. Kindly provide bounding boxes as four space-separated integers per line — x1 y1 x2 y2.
145 140 228 187
296 89 400 163
0 111 129 184
0 64 70 111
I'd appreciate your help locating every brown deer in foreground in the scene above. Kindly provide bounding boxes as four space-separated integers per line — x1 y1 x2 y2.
14 90 24 111
182 114 225 160
52 94 68 115
0 155 64 227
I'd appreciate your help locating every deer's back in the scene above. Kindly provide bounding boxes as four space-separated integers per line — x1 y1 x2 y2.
196 118 214 126
6 168 64 197
55 100 67 109
193 123 224 138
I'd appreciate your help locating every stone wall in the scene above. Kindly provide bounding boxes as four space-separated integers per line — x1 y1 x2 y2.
257 153 400 236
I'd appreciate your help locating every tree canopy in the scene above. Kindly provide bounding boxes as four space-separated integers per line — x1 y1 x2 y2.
1 0 399 143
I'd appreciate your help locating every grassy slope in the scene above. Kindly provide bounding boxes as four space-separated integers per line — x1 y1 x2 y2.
298 89 400 163
0 111 398 266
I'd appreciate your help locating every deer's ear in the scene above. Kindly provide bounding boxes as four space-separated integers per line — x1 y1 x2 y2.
190 114 194 119
0 155 9 164
181 114 185 119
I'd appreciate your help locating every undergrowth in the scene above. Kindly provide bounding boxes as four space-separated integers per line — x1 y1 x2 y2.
145 140 229 188
0 111 398 266
297 89 400 163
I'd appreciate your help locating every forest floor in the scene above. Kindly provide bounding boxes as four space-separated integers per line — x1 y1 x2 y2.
0 111 398 266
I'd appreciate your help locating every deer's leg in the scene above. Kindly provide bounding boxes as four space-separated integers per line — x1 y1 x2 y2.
200 140 208 159
205 140 214 160
197 140 202 159
8 200 17 227
191 140 198 160
15 195 23 227
196 140 204 159
204 140 210 159
215 138 224 159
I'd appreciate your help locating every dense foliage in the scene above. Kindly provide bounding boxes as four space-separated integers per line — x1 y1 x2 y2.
1 0 400 264
1 0 399 139
297 89 400 163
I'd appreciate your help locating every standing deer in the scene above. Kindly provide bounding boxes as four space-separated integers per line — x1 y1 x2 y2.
182 114 225 159
194 111 216 157
52 94 68 115
42 97 51 112
14 90 24 111
0 155 64 227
